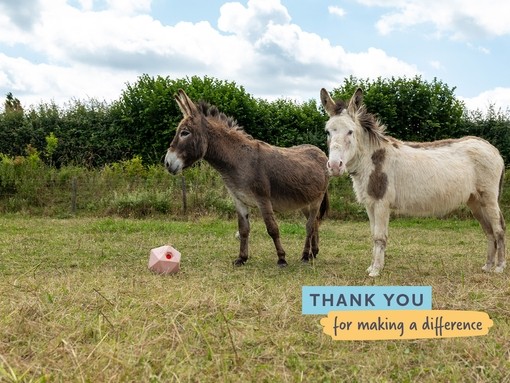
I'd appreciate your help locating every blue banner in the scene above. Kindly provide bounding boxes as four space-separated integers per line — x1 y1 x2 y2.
302 286 432 314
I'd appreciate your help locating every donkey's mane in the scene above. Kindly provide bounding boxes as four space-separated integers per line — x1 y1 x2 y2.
198 101 253 139
330 96 388 146
357 106 387 144
349 104 388 146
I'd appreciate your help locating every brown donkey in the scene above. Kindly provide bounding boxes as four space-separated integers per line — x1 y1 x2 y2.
165 89 329 267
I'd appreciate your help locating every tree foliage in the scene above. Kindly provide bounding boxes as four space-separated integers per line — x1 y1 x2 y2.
112 75 259 163
328 76 466 142
4 92 23 113
253 98 327 150
0 75 509 167
461 105 510 166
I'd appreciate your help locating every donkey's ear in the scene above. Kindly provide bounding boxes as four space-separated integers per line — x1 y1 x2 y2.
320 88 337 117
348 88 363 112
175 89 198 117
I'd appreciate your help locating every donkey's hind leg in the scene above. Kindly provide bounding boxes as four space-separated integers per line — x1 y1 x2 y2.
311 218 320 258
495 211 506 272
467 195 506 272
300 205 320 262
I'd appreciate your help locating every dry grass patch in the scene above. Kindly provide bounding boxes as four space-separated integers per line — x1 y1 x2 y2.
0 215 509 382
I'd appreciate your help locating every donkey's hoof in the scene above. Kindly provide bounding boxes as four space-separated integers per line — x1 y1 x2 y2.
367 265 380 277
277 259 288 268
481 264 492 272
494 265 505 273
233 258 246 266
368 270 380 277
301 255 310 263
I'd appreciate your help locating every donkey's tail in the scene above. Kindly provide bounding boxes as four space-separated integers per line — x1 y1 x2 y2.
498 167 506 231
498 166 505 202
318 190 329 221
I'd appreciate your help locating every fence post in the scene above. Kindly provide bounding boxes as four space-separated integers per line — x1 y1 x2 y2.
181 175 187 214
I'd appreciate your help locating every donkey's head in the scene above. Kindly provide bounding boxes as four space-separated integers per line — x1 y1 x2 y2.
165 89 208 175
321 87 364 176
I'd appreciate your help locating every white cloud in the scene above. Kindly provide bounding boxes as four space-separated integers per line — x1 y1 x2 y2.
0 0 43 31
0 53 136 107
345 47 418 79
77 0 94 11
218 0 291 41
429 60 443 70
460 88 510 114
467 43 490 55
105 0 151 15
0 0 420 107
357 0 510 39
328 6 346 17
219 0 418 98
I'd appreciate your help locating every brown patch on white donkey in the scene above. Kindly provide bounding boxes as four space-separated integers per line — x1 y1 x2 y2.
165 89 329 267
321 87 506 277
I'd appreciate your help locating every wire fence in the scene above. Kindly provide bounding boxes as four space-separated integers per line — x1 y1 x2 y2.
1 157 493 220
0 160 239 218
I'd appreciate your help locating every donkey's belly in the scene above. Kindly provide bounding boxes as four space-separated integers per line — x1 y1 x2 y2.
229 189 259 208
228 188 317 213
392 188 472 216
233 193 314 212
271 198 311 213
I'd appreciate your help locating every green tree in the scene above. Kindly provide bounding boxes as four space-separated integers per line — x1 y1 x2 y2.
252 98 326 150
0 93 30 157
112 75 259 164
44 132 58 165
329 76 465 142
461 105 510 165
56 99 121 167
4 92 23 113
5 74 506 169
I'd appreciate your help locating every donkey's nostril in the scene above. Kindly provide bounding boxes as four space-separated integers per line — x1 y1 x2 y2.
327 160 342 169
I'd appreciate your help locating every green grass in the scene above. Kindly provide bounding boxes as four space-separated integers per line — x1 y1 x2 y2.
0 215 509 382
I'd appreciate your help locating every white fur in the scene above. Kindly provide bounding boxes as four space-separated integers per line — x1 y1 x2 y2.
165 149 183 174
322 88 506 277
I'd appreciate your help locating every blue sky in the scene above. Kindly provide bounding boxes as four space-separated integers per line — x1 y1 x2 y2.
1 0 509 112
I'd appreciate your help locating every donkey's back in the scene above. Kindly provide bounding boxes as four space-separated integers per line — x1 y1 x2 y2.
387 136 504 216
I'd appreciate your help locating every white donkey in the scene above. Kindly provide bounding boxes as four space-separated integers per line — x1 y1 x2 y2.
321 87 506 277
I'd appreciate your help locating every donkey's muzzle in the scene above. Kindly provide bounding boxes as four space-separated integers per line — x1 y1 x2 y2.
164 150 183 175
327 159 343 176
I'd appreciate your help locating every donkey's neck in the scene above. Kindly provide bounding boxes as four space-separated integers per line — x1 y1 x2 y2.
346 148 368 176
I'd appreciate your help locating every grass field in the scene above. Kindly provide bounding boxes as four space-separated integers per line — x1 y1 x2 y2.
1 214 509 382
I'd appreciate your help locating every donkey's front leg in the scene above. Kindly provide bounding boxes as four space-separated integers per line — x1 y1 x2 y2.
233 201 250 266
366 203 390 277
258 201 287 267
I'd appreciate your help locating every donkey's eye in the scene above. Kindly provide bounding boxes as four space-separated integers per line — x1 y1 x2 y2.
347 130 353 136
180 130 191 138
